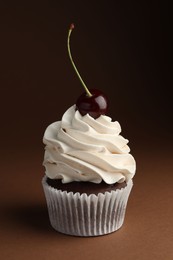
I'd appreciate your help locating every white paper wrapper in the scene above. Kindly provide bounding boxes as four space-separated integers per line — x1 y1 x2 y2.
42 176 133 236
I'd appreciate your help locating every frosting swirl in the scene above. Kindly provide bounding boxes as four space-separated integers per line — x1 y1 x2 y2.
43 105 136 184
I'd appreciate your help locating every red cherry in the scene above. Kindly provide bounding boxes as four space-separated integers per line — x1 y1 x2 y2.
67 26 108 119
76 89 108 119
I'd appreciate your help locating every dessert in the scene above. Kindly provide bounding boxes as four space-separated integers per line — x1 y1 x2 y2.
42 24 136 236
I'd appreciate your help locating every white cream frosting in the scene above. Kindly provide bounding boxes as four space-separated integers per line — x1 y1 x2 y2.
43 105 136 184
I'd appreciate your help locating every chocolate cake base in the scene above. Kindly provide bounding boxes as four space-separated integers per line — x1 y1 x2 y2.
46 177 127 195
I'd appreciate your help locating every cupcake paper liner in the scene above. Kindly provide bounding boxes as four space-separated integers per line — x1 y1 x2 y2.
42 176 133 237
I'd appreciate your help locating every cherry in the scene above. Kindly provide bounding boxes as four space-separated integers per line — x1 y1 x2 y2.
76 89 108 119
67 24 109 119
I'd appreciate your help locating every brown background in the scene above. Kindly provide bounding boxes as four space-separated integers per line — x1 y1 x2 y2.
0 1 172 260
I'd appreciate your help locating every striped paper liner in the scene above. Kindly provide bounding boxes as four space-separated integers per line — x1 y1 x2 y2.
42 176 133 236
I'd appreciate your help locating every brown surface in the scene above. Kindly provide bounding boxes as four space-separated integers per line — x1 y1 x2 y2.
1 149 173 260
0 1 172 260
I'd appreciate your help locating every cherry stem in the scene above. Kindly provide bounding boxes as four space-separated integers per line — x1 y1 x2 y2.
67 24 92 97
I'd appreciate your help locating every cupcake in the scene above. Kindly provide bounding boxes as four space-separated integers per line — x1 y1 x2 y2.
42 24 136 236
